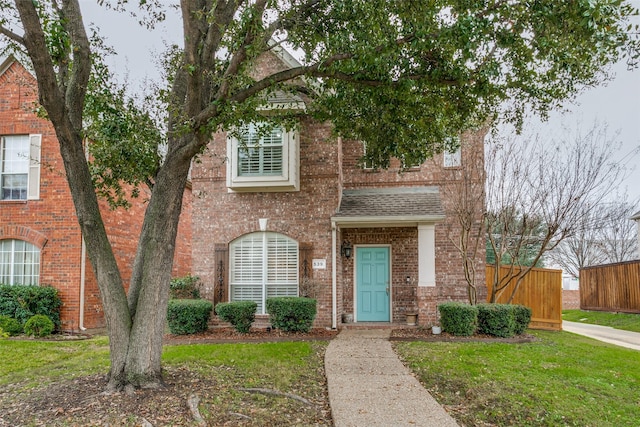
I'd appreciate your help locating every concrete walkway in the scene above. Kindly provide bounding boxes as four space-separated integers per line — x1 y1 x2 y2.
325 329 458 427
563 320 640 351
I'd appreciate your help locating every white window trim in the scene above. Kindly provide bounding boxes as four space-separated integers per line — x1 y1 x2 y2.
0 134 41 201
226 125 299 192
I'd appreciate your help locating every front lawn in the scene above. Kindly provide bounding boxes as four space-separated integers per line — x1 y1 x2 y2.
562 309 640 332
0 337 331 426
395 330 640 426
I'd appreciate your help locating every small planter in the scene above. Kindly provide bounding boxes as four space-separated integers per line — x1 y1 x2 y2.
432 325 442 335
406 313 418 326
342 313 353 323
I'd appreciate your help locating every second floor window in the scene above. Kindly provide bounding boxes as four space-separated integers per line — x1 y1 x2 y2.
443 137 461 168
238 123 284 176
226 121 299 192
0 135 41 201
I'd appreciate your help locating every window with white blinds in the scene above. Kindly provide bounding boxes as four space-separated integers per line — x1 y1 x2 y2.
229 232 298 314
226 121 299 192
238 123 284 176
0 239 40 285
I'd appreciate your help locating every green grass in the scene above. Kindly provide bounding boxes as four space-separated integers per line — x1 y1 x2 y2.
395 331 640 426
0 336 110 387
562 309 640 332
162 341 318 390
0 337 330 426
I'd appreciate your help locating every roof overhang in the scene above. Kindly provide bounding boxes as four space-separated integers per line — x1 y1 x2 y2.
331 186 446 228
332 215 446 228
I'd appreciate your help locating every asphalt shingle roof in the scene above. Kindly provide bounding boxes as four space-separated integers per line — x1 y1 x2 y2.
334 187 444 219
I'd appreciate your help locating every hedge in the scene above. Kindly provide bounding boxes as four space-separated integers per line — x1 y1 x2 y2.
167 299 213 335
512 304 532 335
438 302 478 336
0 315 22 336
477 304 516 338
0 285 62 329
215 301 257 333
24 314 55 337
266 297 317 332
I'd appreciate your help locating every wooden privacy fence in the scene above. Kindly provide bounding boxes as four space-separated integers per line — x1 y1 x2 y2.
580 260 640 313
486 265 562 331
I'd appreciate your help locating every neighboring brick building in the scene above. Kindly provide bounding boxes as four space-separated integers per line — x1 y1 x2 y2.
191 48 487 328
0 56 192 331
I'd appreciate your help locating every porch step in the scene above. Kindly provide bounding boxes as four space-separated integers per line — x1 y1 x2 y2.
339 322 417 330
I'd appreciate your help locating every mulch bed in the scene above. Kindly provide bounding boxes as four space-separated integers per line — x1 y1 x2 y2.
163 326 340 344
390 327 537 343
162 326 536 344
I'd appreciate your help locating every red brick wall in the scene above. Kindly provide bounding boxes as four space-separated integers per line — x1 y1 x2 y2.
192 118 339 327
1 60 192 331
563 290 580 310
190 51 487 328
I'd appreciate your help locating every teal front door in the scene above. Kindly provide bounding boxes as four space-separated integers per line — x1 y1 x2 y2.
356 247 390 322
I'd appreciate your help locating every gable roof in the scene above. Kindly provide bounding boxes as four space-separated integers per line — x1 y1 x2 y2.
631 210 640 221
332 186 445 227
0 55 17 78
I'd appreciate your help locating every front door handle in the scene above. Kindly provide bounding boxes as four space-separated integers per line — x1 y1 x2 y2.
386 287 389 295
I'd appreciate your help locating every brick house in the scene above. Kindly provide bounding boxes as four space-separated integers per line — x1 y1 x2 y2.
0 56 192 331
191 48 487 328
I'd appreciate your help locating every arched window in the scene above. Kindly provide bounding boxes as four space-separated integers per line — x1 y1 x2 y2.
0 239 40 285
229 232 298 314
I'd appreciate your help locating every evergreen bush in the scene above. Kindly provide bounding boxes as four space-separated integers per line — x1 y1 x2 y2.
0 315 22 336
266 297 317 332
167 299 213 335
477 304 516 337
513 304 533 335
215 301 257 333
438 302 478 336
0 285 62 329
24 314 55 337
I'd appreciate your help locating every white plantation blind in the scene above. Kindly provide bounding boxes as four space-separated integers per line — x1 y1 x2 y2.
230 232 298 313
238 123 284 176
266 234 298 299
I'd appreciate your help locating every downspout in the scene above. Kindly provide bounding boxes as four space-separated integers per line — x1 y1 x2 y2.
79 236 86 331
331 220 337 330
79 139 89 332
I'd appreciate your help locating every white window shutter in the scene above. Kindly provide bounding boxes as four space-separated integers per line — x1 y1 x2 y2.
27 134 41 200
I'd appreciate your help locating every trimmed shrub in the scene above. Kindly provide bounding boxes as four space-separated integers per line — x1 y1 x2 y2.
477 304 516 338
513 304 532 335
266 297 317 333
0 285 62 329
24 314 55 337
438 302 478 336
215 301 257 333
0 315 22 336
0 327 8 339
169 274 201 299
167 299 213 335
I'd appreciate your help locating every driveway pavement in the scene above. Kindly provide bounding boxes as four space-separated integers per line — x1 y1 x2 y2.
325 329 458 427
563 320 640 351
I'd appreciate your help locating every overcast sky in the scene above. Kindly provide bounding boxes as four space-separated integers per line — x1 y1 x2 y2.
81 1 639 204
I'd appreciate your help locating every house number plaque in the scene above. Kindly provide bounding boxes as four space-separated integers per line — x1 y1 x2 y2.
312 259 326 269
